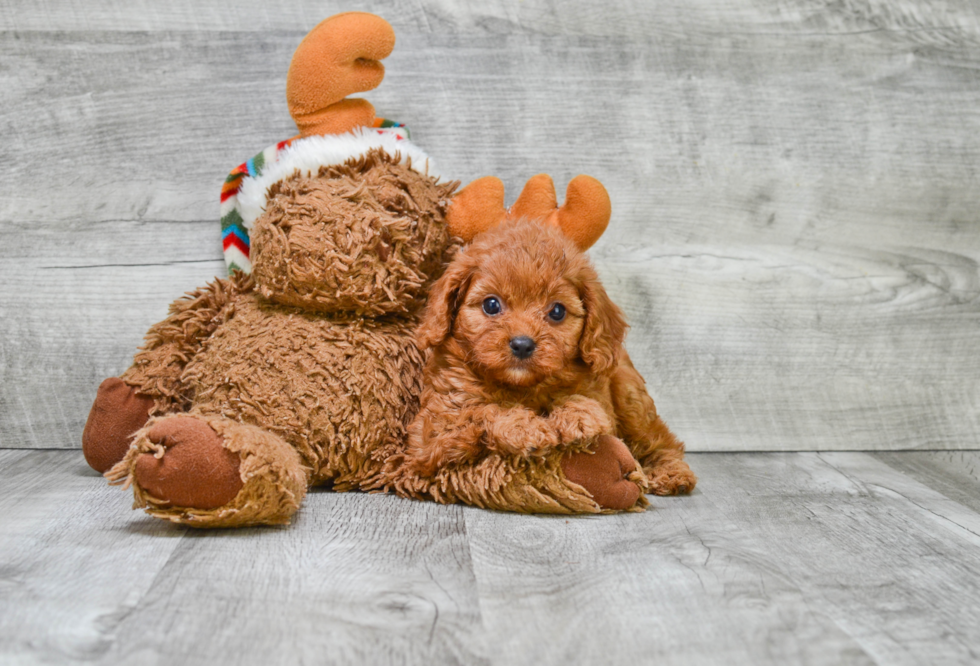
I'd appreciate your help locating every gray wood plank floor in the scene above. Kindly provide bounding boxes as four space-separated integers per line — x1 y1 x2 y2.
2 0 978 452
2 449 979 665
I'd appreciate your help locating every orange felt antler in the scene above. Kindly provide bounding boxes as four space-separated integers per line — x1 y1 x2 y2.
447 174 611 250
286 12 396 137
552 175 612 251
445 176 508 244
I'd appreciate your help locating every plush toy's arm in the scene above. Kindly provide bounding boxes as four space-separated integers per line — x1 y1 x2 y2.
84 271 253 473
120 271 252 411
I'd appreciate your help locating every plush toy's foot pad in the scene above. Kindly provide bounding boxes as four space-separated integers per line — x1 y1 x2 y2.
645 458 697 496
561 435 643 510
134 416 243 510
82 377 155 473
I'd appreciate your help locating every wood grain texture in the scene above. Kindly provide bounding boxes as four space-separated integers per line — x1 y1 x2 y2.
694 452 980 666
0 450 186 662
873 450 980 514
0 220 223 448
463 493 873 665
1 1 979 449
0 450 487 665
93 493 487 665
4 0 978 37
4 450 980 664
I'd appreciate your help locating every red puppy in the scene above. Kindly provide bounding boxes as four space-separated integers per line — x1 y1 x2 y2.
404 217 696 507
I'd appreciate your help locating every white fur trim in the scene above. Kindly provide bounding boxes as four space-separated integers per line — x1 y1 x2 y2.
236 128 435 229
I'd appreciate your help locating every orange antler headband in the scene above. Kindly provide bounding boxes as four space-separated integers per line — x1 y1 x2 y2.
286 12 396 137
447 174 612 251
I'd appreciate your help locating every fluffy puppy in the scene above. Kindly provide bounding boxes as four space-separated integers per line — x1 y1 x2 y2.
405 218 696 498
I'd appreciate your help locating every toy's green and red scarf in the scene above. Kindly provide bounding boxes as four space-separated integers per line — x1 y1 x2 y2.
220 119 410 275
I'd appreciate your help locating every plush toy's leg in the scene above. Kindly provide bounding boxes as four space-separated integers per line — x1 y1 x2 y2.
132 416 244 510
610 355 697 496
560 435 646 510
379 436 647 514
107 413 309 528
82 378 155 473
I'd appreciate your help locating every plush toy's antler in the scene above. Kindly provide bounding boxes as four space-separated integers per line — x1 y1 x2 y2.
447 174 611 250
286 12 396 137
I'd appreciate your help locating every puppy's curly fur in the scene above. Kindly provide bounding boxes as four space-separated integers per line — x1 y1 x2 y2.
405 218 697 496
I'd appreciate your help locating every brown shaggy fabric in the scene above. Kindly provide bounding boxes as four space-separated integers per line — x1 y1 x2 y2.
122 271 253 414
251 150 458 317
180 292 426 490
89 149 655 526
378 443 647 514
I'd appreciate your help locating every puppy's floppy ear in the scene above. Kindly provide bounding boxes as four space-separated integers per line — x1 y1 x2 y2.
417 255 475 350
578 276 628 374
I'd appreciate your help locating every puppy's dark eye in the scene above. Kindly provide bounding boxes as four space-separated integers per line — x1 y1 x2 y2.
482 297 502 316
547 303 566 322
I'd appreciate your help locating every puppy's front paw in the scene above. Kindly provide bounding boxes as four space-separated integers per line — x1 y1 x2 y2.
488 407 559 457
645 458 698 496
549 396 613 445
521 417 561 457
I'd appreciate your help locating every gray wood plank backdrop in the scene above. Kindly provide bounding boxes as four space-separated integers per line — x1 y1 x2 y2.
1 0 978 451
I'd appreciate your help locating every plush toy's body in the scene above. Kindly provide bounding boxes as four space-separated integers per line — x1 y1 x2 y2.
82 12 674 527
86 151 457 526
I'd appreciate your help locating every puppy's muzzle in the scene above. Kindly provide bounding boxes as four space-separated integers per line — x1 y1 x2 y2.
509 336 536 360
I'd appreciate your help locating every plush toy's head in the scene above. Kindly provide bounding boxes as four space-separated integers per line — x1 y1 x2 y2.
220 12 459 316
250 150 457 316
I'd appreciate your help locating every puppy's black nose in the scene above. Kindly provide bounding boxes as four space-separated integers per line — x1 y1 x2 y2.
509 336 536 359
